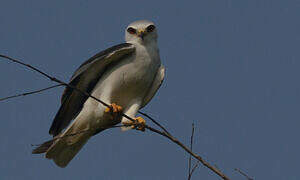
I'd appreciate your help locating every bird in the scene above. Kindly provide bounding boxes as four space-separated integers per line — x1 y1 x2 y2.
32 20 165 168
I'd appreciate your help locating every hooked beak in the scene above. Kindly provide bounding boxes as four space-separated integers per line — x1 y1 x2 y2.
137 29 146 40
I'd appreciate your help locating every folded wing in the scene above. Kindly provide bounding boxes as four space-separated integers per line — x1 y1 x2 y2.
49 43 135 136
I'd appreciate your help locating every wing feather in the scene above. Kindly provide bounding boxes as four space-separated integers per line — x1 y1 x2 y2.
49 43 135 136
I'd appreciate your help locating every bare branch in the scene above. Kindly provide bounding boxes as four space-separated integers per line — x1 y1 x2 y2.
145 125 230 180
0 54 231 180
0 54 111 107
0 84 62 102
234 168 254 180
138 111 171 135
190 161 200 177
188 123 195 180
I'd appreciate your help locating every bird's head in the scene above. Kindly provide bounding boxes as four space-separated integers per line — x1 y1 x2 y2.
125 20 158 45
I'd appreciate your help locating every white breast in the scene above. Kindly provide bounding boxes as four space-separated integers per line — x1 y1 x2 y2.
91 42 161 110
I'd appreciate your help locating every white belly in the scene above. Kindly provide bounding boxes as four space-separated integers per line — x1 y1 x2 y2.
92 45 160 112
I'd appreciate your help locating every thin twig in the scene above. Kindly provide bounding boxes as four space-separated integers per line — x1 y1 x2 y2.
138 111 171 135
234 168 254 180
190 161 200 175
188 123 195 180
0 54 231 180
0 55 110 107
145 125 230 180
0 84 62 102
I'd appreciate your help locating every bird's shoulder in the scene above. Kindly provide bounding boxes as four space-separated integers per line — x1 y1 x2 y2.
77 43 135 70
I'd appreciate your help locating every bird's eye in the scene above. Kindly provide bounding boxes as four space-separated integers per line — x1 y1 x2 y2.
127 27 136 34
146 25 156 32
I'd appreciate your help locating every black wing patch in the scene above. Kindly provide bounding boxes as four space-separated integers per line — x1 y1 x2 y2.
49 43 135 136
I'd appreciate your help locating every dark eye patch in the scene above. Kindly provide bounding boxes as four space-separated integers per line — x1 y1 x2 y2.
146 25 156 32
127 27 136 34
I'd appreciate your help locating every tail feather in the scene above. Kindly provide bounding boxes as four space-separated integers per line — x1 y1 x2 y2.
33 119 92 167
32 134 91 168
32 139 55 154
47 125 91 167
33 106 104 167
50 137 89 167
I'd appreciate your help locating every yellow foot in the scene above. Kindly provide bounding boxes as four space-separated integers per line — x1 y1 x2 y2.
123 117 146 132
105 103 123 118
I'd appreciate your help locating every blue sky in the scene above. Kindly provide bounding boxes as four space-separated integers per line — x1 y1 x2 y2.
1 0 300 179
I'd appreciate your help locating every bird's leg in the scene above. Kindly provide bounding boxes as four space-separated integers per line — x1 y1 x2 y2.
123 117 146 132
104 103 123 119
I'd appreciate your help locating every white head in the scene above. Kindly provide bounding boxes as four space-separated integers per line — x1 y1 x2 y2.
125 20 158 45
